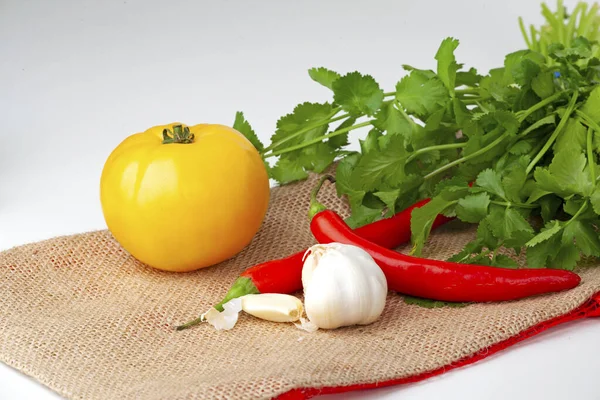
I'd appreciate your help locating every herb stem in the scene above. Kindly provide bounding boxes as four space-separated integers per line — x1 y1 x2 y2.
566 3 586 46
461 99 482 105
455 88 479 95
556 0 566 45
395 101 418 127
406 142 466 164
519 17 532 49
579 111 600 181
261 107 344 153
580 3 599 38
530 25 539 53
564 201 589 229
383 91 396 97
264 120 373 158
587 126 596 183
489 200 539 209
424 130 511 180
526 91 579 174
576 109 600 133
517 91 567 123
476 101 490 113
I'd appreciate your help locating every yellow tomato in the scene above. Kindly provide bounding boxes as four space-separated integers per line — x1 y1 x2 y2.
100 123 270 272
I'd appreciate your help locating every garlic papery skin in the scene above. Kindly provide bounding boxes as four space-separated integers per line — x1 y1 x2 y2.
302 243 388 330
241 293 304 322
202 297 243 330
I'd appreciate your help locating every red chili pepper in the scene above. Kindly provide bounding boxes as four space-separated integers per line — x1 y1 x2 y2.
175 182 453 330
309 176 581 303
238 197 453 295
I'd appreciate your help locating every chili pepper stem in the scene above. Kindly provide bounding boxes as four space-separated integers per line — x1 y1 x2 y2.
174 276 259 331
213 276 260 311
175 316 204 331
308 175 336 220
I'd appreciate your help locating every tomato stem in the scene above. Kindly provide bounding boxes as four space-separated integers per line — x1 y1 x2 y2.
162 125 195 144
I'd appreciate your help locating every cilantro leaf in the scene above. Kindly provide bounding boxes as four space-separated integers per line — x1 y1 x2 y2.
403 295 468 308
523 114 556 135
336 155 384 228
502 165 528 203
350 135 408 191
300 142 337 173
504 229 535 253
504 50 544 86
270 157 308 184
345 192 383 229
332 72 384 116
526 220 562 247
452 97 471 127
372 103 412 138
308 67 341 90
493 254 519 269
564 220 600 257
590 185 600 214
328 116 356 148
455 67 481 86
411 194 457 256
508 140 533 155
345 204 382 229
423 108 447 132
359 128 382 155
554 118 586 154
475 169 506 200
334 153 358 197
401 65 436 79
374 174 421 216
487 205 533 241
477 218 499 249
233 111 264 151
395 71 448 116
267 102 343 182
270 102 332 148
533 169 565 196
479 67 519 104
435 37 460 94
580 86 600 123
374 189 402 215
538 195 562 223
531 71 555 99
526 233 559 269
448 239 485 263
553 237 581 270
456 192 490 223
534 148 592 197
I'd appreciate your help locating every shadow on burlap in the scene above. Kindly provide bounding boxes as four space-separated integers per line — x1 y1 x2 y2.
1 172 600 400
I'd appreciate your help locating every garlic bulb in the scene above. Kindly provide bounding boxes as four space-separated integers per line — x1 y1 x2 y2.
302 243 388 330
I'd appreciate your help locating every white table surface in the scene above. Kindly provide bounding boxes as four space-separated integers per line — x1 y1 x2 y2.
1 0 599 398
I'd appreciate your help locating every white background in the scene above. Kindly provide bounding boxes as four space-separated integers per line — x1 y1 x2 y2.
1 0 599 398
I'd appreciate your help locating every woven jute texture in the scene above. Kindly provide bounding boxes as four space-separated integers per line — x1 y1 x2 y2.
2 172 600 400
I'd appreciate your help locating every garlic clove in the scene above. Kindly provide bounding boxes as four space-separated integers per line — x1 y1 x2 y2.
202 298 242 330
241 293 304 322
302 244 333 289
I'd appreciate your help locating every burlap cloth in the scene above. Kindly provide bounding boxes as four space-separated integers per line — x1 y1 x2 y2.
1 172 600 400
